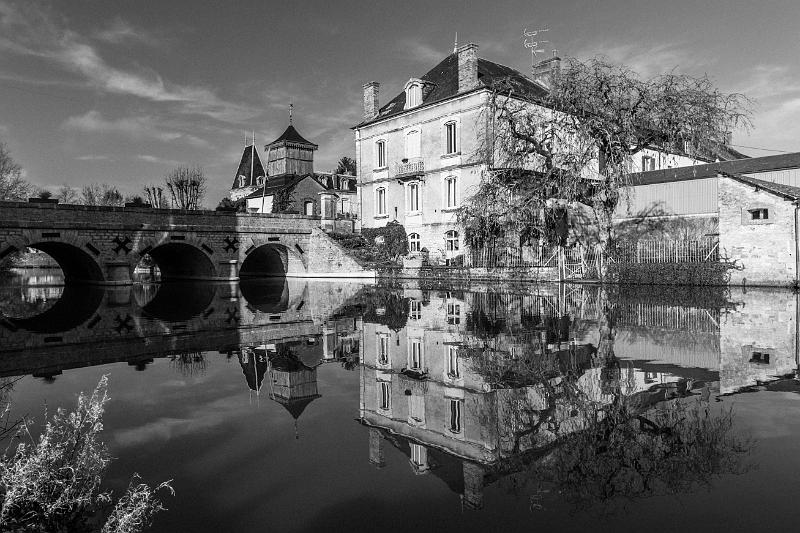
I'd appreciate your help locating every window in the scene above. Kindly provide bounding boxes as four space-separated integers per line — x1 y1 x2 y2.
406 83 422 108
408 395 424 423
445 121 457 154
749 208 769 220
445 230 459 251
375 187 387 215
239 175 246 187
750 351 771 364
408 233 421 252
303 200 314 216
410 443 427 467
408 339 423 370
406 130 421 159
449 399 462 433
409 299 422 320
340 197 349 214
447 303 461 325
447 345 460 378
408 182 420 212
376 140 386 168
257 176 264 186
378 381 391 410
377 334 390 365
445 176 457 208
641 155 656 171
743 206 772 225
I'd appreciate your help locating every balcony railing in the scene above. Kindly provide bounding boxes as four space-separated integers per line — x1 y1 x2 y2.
396 159 424 178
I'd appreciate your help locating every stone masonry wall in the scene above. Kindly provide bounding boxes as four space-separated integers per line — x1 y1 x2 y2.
718 177 797 286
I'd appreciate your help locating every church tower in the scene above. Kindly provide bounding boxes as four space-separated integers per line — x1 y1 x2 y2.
264 117 318 177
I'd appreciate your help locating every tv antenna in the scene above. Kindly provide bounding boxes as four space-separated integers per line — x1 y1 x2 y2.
522 27 550 65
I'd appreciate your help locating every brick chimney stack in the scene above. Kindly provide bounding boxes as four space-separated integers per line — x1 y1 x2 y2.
363 81 380 121
532 56 561 89
457 43 479 93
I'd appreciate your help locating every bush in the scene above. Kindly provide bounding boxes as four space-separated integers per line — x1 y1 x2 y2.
0 376 173 532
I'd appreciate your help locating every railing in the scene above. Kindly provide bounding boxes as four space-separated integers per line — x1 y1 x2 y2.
396 160 424 177
614 239 719 263
464 245 560 269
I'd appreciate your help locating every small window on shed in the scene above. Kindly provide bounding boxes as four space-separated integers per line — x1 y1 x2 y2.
749 208 769 220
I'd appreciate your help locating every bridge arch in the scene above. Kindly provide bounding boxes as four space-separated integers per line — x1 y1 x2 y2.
138 240 217 281
0 235 106 284
135 282 217 322
239 242 306 278
1 284 105 333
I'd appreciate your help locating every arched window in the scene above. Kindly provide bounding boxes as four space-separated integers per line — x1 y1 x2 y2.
445 230 459 251
445 176 457 208
444 121 457 154
408 232 421 252
375 140 386 168
239 175 246 188
405 130 420 159
405 83 422 108
407 182 420 212
375 187 387 215
303 200 314 216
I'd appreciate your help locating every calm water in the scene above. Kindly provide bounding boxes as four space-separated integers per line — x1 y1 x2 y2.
2 268 800 532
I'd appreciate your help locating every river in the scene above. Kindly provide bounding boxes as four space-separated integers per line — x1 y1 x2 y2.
1 268 799 532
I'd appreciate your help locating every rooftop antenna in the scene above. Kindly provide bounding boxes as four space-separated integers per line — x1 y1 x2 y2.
522 27 550 67
453 32 458 53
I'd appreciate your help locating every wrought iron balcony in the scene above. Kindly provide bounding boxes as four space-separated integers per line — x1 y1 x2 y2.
396 159 424 179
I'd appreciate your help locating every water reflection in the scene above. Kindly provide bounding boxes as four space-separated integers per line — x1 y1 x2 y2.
1 273 799 528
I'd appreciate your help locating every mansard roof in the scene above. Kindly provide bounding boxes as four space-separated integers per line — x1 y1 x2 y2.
357 52 548 127
267 124 318 149
231 144 266 190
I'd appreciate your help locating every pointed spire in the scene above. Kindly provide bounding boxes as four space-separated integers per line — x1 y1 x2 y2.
453 32 458 53
289 102 293 125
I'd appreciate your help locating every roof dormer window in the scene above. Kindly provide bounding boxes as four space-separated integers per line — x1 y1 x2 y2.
404 79 424 109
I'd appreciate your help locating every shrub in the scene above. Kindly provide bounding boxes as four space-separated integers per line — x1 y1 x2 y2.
0 376 173 532
606 261 736 286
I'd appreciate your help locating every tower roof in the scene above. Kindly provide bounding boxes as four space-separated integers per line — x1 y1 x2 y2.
267 124 318 149
231 143 266 190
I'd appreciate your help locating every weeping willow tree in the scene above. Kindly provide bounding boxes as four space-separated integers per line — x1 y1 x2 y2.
460 57 752 253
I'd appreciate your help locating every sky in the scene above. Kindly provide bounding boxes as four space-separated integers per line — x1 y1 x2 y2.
1 0 799 205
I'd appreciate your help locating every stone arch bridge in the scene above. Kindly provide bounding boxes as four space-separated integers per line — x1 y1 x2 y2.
0 202 371 284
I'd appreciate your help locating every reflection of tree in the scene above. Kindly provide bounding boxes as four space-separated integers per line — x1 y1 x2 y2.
168 351 206 376
334 287 409 331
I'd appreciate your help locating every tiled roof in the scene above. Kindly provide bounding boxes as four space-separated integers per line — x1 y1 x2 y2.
726 173 800 201
357 53 547 127
267 124 317 148
231 144 266 190
629 152 800 186
242 173 356 199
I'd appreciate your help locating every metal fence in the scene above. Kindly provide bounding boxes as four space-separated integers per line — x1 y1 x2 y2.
614 239 719 264
463 245 560 269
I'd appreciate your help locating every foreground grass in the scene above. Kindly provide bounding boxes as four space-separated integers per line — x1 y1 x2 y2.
0 376 173 532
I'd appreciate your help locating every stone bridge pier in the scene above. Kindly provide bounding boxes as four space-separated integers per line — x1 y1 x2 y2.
0 202 372 285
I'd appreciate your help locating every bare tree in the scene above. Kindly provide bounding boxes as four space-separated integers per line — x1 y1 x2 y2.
164 165 206 210
460 57 752 254
143 185 168 209
81 183 124 206
0 141 31 201
56 184 79 204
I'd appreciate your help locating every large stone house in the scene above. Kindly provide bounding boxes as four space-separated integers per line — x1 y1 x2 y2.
353 43 749 263
230 122 359 232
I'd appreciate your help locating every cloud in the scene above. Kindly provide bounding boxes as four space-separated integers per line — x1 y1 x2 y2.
572 41 707 78
62 110 210 147
93 18 159 46
75 154 111 161
0 1 255 122
136 154 182 166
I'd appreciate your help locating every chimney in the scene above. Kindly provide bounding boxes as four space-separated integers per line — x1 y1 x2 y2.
457 43 479 93
363 81 380 121
532 55 561 89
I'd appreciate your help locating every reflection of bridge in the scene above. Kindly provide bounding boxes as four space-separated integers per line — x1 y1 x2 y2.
0 202 371 284
0 279 366 379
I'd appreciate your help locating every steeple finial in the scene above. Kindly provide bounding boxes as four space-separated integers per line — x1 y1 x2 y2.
289 102 293 125
453 32 458 53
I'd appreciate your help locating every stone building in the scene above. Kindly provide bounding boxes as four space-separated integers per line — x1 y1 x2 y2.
230 121 359 232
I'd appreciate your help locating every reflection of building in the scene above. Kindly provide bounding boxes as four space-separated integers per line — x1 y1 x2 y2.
357 286 697 507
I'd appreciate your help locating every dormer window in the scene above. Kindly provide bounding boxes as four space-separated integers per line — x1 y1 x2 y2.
404 79 425 109
239 175 247 187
